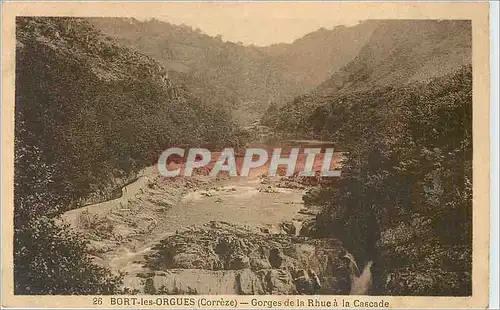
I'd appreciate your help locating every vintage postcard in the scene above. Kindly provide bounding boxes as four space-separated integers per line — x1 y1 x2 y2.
1 1 491 309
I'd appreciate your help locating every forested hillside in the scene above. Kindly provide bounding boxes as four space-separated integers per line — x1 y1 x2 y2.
316 20 471 93
14 17 243 294
273 20 473 295
307 66 473 295
90 18 375 125
260 21 377 88
265 20 471 131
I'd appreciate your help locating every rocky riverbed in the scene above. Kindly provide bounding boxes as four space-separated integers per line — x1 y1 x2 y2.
61 168 351 294
135 221 350 294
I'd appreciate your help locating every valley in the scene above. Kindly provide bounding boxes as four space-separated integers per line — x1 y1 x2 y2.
14 16 473 297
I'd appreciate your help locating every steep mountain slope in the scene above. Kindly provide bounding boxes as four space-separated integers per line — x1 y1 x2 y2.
316 20 471 93
311 66 473 296
89 18 375 125
15 17 242 217
268 19 473 295
261 22 377 88
268 20 472 132
15 16 246 294
89 18 296 118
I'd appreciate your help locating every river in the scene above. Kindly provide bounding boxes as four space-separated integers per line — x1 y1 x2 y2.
60 140 351 293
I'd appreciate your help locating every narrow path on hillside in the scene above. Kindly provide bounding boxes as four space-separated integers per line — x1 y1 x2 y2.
62 166 158 226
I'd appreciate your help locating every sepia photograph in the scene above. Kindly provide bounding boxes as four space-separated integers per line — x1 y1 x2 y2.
1 1 492 308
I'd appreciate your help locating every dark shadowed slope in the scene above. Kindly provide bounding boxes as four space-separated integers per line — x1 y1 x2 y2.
15 17 243 215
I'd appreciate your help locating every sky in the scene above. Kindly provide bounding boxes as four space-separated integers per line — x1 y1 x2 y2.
133 3 361 46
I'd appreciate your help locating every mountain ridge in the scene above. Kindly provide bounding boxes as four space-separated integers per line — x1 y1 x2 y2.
266 19 472 132
89 17 376 124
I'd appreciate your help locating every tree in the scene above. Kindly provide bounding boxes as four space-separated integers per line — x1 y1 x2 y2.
14 113 122 295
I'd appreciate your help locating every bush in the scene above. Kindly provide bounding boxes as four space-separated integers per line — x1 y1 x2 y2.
14 218 122 295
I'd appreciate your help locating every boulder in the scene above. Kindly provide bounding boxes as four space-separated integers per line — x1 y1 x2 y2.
147 270 239 294
237 269 265 294
294 269 321 295
138 221 348 295
230 255 251 270
263 269 297 294
280 221 296 235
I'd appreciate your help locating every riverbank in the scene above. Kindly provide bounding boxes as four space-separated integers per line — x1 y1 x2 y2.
60 165 352 294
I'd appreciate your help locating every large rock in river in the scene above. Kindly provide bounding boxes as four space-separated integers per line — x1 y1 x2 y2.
132 221 351 294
